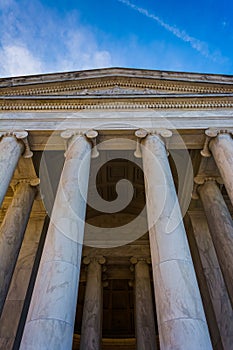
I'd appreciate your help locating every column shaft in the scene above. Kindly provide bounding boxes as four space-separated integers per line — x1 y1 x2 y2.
0 181 37 316
134 260 157 350
209 133 233 206
20 134 91 350
0 136 24 207
80 260 102 350
185 214 223 350
189 212 233 350
142 134 212 350
198 180 233 308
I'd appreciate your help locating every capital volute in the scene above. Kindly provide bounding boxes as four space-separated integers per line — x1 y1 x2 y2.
201 128 233 158
83 256 106 266
85 129 99 158
151 128 173 138
130 256 151 266
134 129 148 158
134 128 172 158
192 176 223 199
0 130 33 158
61 129 99 158
61 129 83 157
205 128 233 138
10 177 40 193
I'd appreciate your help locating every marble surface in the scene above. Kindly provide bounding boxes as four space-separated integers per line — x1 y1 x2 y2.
134 260 157 350
185 215 223 350
80 260 102 350
0 211 44 349
0 182 37 316
199 180 233 308
189 212 233 350
20 134 91 349
210 133 233 206
142 134 212 350
0 136 23 207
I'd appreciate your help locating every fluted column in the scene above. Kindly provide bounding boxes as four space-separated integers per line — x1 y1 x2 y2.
80 257 105 350
0 131 32 207
141 131 212 350
202 129 233 206
130 257 157 350
198 178 233 308
0 179 38 316
20 131 93 350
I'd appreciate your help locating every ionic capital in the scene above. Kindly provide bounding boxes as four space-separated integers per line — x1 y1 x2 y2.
82 256 106 266
134 129 148 158
85 129 99 158
0 130 33 158
201 128 233 158
149 128 173 138
130 256 151 268
192 176 223 199
134 128 172 158
61 129 99 158
11 177 40 193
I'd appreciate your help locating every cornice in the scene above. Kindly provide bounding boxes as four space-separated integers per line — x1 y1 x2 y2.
1 67 233 86
1 77 233 97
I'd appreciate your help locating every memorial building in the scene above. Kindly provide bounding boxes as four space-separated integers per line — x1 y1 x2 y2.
0 67 233 349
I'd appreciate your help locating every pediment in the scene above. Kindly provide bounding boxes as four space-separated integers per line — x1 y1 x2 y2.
0 67 233 98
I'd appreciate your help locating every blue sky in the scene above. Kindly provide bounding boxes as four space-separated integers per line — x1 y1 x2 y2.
0 0 232 77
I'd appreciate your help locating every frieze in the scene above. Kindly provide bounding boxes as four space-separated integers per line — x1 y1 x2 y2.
1 99 233 111
70 85 162 96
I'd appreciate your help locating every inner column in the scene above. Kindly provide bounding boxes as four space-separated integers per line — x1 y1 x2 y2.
141 131 212 350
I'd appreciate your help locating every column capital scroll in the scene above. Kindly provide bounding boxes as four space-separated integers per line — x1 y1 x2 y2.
61 129 99 158
85 129 99 158
134 129 148 158
10 178 40 193
192 176 223 199
205 128 233 138
134 128 172 158
0 130 33 158
82 256 106 266
201 128 233 158
130 256 151 265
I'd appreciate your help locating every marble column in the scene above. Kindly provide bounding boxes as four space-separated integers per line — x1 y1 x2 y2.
198 179 233 308
189 212 233 350
131 257 157 350
80 257 105 350
20 132 92 350
141 132 212 350
0 133 25 207
185 215 223 350
0 180 38 317
207 131 233 206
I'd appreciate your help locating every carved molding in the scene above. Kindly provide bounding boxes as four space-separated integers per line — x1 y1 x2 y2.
1 98 233 111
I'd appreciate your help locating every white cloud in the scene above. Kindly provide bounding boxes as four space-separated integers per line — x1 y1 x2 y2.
0 44 44 77
0 0 113 77
55 28 112 72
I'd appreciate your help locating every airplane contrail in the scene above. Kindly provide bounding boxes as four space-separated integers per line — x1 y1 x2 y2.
117 0 212 58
